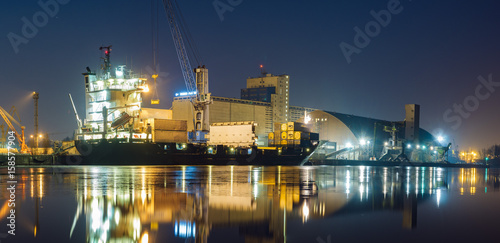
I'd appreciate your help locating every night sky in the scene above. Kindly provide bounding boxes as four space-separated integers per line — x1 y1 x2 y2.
1 0 499 150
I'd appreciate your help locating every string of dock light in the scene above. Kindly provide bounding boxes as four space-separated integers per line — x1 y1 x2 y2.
384 136 445 149
403 144 439 154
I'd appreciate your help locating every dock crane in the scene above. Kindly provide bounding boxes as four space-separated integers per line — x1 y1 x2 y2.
0 106 29 153
1 107 21 148
162 0 212 135
0 107 23 148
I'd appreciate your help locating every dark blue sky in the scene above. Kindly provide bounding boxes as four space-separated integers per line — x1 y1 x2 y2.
1 0 499 150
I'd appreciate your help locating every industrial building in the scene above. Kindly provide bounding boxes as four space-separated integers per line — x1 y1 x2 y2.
241 73 290 124
173 73 315 145
298 106 440 160
173 96 314 145
171 72 442 162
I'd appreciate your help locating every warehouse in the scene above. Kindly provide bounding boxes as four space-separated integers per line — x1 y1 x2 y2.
172 96 314 146
298 106 440 160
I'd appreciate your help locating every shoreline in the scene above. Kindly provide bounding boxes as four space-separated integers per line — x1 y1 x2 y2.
309 159 490 168
0 154 494 168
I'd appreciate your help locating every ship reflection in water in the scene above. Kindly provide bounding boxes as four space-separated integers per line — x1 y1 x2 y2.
2 166 500 243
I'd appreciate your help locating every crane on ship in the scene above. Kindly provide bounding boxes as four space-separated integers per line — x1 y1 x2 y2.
150 0 160 105
68 94 82 130
0 106 29 153
161 0 212 137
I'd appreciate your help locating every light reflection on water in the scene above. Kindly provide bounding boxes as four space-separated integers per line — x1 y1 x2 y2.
1 166 500 243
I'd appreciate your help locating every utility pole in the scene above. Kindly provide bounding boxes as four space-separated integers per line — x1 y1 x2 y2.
33 92 39 154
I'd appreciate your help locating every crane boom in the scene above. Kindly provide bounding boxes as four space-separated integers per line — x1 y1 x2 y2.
162 0 197 93
0 106 28 153
161 0 212 135
0 106 22 128
68 93 82 128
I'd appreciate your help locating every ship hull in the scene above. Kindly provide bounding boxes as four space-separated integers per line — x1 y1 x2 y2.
69 140 314 166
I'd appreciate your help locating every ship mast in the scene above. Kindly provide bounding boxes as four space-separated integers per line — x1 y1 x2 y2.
99 45 112 79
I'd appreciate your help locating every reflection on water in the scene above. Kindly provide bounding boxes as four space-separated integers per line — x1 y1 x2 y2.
1 166 500 243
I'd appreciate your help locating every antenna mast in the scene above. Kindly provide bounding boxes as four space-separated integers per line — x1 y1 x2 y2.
99 45 112 79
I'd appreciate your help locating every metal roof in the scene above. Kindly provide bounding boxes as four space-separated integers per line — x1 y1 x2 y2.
322 111 437 144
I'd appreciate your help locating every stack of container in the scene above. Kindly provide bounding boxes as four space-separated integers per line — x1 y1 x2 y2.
268 122 319 148
152 119 188 143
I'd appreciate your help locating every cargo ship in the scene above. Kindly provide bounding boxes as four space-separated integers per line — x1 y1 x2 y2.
72 120 319 166
72 140 317 166
68 47 319 166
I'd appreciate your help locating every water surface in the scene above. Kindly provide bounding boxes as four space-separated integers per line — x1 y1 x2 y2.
1 166 499 243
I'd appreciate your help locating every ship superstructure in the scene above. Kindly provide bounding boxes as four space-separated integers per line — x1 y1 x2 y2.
78 46 149 141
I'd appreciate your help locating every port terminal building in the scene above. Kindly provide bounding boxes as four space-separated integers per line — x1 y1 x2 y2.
172 73 440 160
172 73 314 144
